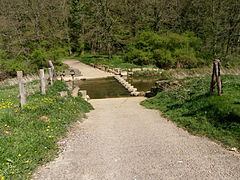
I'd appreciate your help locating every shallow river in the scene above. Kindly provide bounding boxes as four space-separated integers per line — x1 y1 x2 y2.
74 75 161 99
74 77 130 99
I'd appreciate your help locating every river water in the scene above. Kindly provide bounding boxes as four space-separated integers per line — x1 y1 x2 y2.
74 75 161 99
74 77 130 99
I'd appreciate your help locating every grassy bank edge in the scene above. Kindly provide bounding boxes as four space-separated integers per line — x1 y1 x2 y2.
140 75 240 150
0 81 93 179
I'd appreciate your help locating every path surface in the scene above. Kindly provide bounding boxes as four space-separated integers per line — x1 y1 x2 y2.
62 59 113 79
34 97 240 180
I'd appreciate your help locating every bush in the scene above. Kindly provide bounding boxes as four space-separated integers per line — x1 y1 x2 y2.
153 49 174 68
125 31 205 69
125 49 153 65
30 48 48 68
0 40 69 77
1 59 36 76
47 47 69 62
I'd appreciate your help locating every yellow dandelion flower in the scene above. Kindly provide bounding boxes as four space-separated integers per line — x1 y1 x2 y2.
18 154 22 157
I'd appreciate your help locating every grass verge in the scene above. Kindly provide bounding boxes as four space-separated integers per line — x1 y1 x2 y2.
0 81 93 179
141 75 240 149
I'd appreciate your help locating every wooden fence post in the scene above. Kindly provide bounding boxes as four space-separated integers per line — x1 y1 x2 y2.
39 69 46 94
210 59 222 96
17 71 26 107
48 68 53 85
49 61 56 80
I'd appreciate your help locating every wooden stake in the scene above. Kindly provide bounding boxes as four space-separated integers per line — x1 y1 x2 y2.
49 61 56 80
39 69 46 94
48 68 53 85
210 59 222 96
215 59 222 96
17 71 26 107
210 62 216 94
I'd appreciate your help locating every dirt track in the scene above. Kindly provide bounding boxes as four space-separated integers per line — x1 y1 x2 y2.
34 97 240 180
62 59 113 79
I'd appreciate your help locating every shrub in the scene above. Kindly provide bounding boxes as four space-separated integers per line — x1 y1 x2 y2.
125 49 153 65
1 59 36 76
153 49 175 68
47 47 69 62
125 31 205 68
30 48 48 68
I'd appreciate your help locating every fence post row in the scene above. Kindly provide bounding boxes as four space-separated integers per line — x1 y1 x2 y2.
39 69 46 95
16 62 55 106
17 71 26 107
210 59 222 96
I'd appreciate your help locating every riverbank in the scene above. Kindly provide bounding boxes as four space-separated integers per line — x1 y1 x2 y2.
142 75 240 149
0 81 93 179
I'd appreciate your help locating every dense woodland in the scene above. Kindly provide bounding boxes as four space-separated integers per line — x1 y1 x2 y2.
0 0 239 76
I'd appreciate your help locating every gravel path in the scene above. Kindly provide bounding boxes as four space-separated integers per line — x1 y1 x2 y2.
62 59 113 79
34 97 240 180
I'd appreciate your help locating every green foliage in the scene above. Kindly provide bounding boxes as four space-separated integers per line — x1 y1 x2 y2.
0 59 36 76
72 40 85 56
30 48 48 68
0 49 7 60
1 0 239 63
153 49 174 68
125 31 204 68
222 55 240 68
142 75 240 148
0 44 69 77
0 81 93 179
71 54 156 69
47 47 69 62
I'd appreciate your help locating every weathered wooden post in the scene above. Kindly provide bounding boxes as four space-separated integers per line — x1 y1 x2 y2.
39 69 46 94
48 68 53 85
210 59 222 96
49 61 56 80
17 71 26 107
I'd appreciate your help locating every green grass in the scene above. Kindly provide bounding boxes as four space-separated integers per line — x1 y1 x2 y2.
61 54 156 69
0 81 93 179
141 75 240 149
